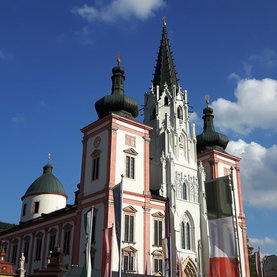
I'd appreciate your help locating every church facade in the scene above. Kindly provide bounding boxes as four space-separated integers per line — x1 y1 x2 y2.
0 22 249 277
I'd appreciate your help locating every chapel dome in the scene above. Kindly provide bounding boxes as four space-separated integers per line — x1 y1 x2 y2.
23 164 67 198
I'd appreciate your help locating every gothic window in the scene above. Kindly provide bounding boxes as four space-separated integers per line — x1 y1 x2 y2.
183 183 188 200
123 246 137 273
181 212 194 251
181 222 186 249
164 96 169 106
177 106 183 120
35 233 43 261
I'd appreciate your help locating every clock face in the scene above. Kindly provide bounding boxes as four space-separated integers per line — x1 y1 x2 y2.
94 136 101 148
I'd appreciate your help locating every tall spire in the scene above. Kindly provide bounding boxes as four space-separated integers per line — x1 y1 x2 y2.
152 19 179 90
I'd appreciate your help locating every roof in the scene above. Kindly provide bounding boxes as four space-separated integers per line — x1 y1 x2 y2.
23 164 67 199
197 106 229 154
152 22 179 89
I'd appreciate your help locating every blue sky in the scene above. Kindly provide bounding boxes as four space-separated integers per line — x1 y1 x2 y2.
1 1 277 255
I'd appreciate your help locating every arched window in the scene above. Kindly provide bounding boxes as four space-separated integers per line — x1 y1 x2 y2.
164 96 169 106
181 212 194 251
177 106 183 120
183 183 187 200
181 222 186 249
186 222 191 250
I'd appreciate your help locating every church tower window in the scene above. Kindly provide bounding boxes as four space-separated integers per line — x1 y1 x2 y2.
177 106 183 120
124 214 134 242
91 149 101 181
181 213 194 251
164 96 169 106
126 156 135 179
92 157 100 180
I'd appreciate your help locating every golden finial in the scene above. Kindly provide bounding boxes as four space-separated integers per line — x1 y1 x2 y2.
162 16 167 26
116 53 121 65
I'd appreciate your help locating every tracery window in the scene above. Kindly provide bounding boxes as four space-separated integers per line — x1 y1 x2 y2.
181 212 194 251
177 106 183 120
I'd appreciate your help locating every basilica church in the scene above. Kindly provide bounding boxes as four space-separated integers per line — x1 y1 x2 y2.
0 22 250 277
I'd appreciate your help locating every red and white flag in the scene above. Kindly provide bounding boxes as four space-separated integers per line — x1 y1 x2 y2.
206 176 239 277
209 217 239 277
101 227 113 277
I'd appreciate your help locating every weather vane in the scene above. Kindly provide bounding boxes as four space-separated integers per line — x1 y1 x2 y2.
205 95 210 107
162 16 167 26
116 53 121 65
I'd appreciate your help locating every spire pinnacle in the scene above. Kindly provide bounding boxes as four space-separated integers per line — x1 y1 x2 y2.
152 19 179 90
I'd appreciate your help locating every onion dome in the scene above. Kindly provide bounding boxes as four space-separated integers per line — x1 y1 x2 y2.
23 164 66 198
197 106 229 154
95 62 139 120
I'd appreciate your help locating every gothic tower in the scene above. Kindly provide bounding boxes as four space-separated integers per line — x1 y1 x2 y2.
144 21 207 276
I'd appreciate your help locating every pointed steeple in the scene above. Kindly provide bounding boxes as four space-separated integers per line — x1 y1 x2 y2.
152 20 179 90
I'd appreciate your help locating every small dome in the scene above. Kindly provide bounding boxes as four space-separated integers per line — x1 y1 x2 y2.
23 164 67 198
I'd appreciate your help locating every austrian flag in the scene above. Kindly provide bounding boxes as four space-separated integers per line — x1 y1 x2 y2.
101 227 113 277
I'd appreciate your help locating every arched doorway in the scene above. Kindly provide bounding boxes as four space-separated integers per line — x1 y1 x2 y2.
182 257 197 277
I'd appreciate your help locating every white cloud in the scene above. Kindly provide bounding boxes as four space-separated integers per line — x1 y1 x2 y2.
250 48 277 67
11 116 25 123
249 237 277 246
72 0 165 22
212 78 277 134
228 72 241 81
227 139 277 209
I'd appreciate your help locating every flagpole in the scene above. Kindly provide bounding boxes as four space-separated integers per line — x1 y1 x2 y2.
230 167 242 277
118 174 124 277
111 224 114 277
